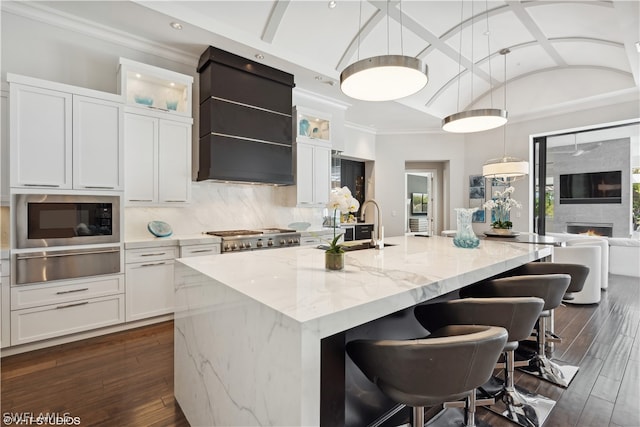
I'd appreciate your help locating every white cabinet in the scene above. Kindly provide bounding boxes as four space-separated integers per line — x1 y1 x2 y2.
73 96 124 190
1 260 9 348
10 83 72 189
10 274 125 346
124 113 191 205
1 84 10 203
179 243 220 258
295 142 330 207
125 246 178 321
8 75 123 191
294 106 331 207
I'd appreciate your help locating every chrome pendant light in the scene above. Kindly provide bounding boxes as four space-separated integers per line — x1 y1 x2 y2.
340 0 428 102
482 48 529 180
442 0 507 133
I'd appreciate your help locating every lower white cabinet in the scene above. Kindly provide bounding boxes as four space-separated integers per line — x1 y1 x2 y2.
179 243 220 258
10 274 125 346
125 246 178 321
11 294 124 346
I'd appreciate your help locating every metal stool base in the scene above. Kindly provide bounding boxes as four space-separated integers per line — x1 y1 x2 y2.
480 376 555 427
519 354 579 388
424 407 492 427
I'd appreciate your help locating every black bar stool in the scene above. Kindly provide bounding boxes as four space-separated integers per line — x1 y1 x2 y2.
415 297 555 427
346 325 508 427
460 274 576 388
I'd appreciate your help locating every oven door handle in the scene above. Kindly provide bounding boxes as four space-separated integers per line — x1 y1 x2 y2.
15 248 120 260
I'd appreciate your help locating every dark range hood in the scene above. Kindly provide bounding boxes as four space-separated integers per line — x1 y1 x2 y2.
197 46 295 185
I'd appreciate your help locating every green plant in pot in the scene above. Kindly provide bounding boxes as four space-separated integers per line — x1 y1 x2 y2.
325 187 360 270
484 186 521 235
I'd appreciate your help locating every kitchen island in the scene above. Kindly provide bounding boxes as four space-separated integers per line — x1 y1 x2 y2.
174 235 552 426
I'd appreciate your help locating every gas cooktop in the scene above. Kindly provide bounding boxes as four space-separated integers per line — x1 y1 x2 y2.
205 228 301 252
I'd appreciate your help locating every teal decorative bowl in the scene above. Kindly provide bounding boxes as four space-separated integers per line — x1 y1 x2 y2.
166 100 179 111
134 95 153 106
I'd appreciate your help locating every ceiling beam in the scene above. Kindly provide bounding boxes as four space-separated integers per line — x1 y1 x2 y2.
262 0 290 43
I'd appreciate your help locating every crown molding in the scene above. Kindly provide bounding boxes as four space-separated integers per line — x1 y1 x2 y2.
293 87 351 110
2 1 199 67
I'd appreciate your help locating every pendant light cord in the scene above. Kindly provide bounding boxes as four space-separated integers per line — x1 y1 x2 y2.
501 48 510 158
455 0 464 112
399 0 404 55
356 0 362 61
386 0 390 55
485 0 494 108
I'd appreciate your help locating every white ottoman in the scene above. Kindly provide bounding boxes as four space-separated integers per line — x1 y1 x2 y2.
553 245 601 304
566 238 609 290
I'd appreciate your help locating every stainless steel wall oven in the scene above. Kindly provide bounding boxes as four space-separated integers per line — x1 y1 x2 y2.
14 194 122 285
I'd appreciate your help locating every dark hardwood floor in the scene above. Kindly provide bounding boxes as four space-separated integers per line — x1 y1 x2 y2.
1 273 638 427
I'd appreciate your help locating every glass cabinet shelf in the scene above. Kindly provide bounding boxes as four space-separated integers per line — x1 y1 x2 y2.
117 58 193 117
294 106 331 144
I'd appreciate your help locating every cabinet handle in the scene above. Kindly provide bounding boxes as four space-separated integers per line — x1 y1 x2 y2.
164 200 187 203
140 262 166 267
56 301 89 310
140 252 166 257
56 288 89 295
129 199 153 202
84 186 115 189
189 249 214 253
23 183 60 187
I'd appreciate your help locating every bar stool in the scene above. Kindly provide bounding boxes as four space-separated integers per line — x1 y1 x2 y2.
346 325 508 427
459 274 576 388
415 297 555 427
502 262 589 356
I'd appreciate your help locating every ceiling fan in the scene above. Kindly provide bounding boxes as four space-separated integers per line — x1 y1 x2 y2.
553 135 602 157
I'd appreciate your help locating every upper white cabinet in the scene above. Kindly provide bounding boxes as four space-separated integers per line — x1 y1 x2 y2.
295 106 331 145
73 96 124 190
8 74 123 191
294 106 331 207
1 84 9 204
124 113 192 205
118 57 193 118
119 58 193 206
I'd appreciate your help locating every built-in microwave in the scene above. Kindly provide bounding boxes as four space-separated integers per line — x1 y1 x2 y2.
16 194 121 249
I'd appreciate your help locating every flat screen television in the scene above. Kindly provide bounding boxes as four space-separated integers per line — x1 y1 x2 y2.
559 170 622 204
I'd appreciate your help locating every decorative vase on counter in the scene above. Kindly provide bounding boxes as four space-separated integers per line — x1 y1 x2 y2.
453 208 480 248
325 252 345 270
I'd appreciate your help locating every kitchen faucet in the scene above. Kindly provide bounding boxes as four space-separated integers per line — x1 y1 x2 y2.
360 199 383 249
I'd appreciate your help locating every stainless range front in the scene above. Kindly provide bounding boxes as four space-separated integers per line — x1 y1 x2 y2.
205 228 301 253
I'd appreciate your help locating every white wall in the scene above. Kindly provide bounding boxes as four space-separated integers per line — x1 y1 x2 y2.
374 133 465 237
463 101 640 234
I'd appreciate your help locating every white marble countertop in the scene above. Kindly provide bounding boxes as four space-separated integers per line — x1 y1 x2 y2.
177 235 551 335
124 233 220 249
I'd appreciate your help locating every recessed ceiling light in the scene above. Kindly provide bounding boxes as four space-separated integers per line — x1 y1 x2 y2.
255 53 264 60
328 1 337 9
169 82 175 87
315 76 323 81
170 22 183 30
636 41 640 53
135 73 141 78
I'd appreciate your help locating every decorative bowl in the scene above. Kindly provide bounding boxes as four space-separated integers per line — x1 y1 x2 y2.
166 100 179 111
134 95 153 106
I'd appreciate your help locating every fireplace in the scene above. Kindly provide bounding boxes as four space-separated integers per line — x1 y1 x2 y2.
566 222 613 237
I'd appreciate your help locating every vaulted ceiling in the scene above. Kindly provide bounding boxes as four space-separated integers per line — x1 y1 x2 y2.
7 0 640 132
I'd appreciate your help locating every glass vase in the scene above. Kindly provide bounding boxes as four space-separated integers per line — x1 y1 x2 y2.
453 208 480 248
325 252 345 270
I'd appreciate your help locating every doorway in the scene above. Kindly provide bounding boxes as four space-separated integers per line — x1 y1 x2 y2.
405 171 437 235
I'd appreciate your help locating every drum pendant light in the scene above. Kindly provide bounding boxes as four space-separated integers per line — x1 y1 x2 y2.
442 0 507 133
482 48 529 180
340 0 428 102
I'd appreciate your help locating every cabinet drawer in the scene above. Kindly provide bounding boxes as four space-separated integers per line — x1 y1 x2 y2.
126 260 175 322
180 244 220 258
125 246 178 263
11 274 124 310
300 237 320 246
355 224 374 240
11 294 124 345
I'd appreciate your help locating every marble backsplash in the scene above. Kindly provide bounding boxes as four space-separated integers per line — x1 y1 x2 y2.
124 181 325 240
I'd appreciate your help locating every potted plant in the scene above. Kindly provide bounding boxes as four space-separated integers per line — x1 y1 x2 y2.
325 187 360 270
484 186 522 235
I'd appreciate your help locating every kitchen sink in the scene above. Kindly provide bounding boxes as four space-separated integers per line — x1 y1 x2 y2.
317 242 397 251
